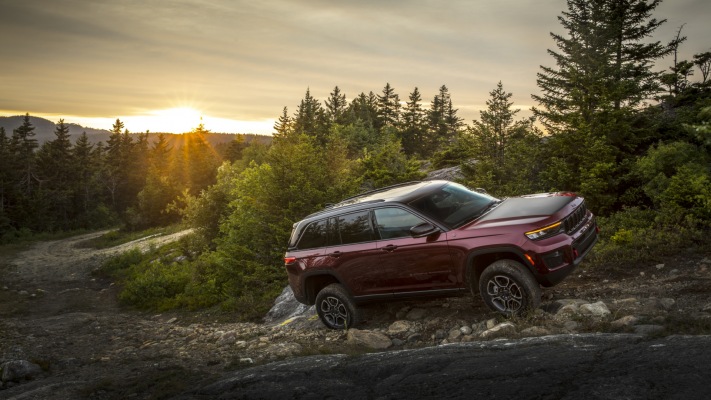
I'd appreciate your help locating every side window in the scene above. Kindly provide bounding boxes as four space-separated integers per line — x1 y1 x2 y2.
374 208 426 239
297 219 328 250
336 211 375 245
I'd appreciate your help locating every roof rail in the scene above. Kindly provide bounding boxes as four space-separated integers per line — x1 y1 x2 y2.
334 181 423 204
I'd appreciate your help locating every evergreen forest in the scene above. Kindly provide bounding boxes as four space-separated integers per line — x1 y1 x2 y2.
2 0 709 319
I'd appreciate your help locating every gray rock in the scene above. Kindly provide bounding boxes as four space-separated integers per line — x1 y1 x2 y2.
557 304 579 316
406 333 423 343
448 328 462 341
480 322 516 339
564 321 580 332
611 315 639 328
264 286 314 324
347 329 392 349
659 298 676 311
265 342 303 358
405 308 427 321
1 360 43 382
521 326 550 336
579 301 611 317
460 325 473 335
387 320 412 335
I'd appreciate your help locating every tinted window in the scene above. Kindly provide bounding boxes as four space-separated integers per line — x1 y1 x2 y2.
374 208 426 239
409 183 499 228
297 219 328 249
336 211 375 245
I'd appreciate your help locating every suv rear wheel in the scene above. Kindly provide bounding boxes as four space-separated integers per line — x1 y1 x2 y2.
479 259 541 316
315 283 361 330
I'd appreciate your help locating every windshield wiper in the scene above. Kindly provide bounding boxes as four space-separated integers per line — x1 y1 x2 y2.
455 200 502 227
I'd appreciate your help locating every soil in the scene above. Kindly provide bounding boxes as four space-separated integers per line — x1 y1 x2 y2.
1 231 710 399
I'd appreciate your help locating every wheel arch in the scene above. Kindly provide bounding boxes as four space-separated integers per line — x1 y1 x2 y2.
302 273 342 305
465 247 534 295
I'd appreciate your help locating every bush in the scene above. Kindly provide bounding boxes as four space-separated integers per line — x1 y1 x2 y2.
589 207 708 266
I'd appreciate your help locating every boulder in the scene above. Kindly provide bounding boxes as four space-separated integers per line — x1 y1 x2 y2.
1 360 43 383
480 322 516 339
347 329 392 349
264 286 314 324
579 301 611 317
387 320 413 335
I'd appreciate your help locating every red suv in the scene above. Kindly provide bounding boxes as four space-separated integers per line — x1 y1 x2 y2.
284 181 598 329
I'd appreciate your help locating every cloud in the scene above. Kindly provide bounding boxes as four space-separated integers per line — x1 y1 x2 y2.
1 0 709 132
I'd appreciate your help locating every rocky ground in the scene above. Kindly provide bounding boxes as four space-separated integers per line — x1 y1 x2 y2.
1 230 710 399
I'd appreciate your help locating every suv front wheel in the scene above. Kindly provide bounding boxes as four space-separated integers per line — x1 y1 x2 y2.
479 259 541 316
315 283 361 330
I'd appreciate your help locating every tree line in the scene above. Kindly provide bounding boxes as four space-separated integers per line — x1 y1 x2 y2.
0 117 257 241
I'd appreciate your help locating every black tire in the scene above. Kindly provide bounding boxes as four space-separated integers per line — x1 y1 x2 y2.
315 283 361 330
478 259 541 316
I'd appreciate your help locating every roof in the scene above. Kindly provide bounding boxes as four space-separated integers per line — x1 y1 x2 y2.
303 180 449 220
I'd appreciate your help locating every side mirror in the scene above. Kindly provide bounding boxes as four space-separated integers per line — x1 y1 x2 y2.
410 222 440 238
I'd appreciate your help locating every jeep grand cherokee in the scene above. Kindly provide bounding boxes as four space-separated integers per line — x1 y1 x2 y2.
284 180 598 329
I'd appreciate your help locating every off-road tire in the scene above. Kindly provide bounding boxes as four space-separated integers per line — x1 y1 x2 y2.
479 259 541 316
315 283 361 330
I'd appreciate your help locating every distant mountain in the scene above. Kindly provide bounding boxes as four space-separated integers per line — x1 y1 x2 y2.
0 115 112 144
0 115 271 148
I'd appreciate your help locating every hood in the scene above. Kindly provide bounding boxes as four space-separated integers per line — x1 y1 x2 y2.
477 194 575 223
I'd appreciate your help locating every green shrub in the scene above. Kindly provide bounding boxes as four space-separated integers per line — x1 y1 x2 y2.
118 260 192 310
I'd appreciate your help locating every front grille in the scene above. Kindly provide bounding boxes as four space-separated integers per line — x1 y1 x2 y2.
573 220 597 257
564 201 587 234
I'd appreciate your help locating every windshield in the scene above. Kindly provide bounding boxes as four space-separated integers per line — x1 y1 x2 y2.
409 183 500 229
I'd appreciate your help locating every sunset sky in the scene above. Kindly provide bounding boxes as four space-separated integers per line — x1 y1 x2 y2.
1 0 709 135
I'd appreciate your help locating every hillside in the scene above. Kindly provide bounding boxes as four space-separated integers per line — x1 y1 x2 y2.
0 115 272 148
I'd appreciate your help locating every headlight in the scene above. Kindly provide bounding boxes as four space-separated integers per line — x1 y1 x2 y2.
525 221 563 240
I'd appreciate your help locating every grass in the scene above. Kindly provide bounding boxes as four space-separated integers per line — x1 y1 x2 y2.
76 224 184 249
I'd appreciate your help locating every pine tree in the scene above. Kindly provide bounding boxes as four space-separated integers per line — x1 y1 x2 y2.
348 92 378 129
694 51 711 84
273 107 293 138
11 113 39 195
0 127 10 221
103 119 127 209
532 0 675 213
36 119 75 228
325 86 348 125
377 83 400 129
425 85 460 155
72 132 97 216
472 82 521 164
293 88 327 140
399 87 425 156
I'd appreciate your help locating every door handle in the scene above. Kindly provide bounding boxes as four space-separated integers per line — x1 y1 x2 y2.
328 251 342 258
381 244 398 252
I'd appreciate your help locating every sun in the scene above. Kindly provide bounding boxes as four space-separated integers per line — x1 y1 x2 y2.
148 107 203 133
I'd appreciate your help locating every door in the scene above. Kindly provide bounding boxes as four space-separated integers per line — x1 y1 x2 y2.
373 207 457 293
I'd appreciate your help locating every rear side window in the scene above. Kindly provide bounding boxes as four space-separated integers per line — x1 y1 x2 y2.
334 211 375 245
297 219 328 250
374 207 426 239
